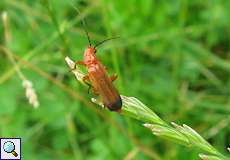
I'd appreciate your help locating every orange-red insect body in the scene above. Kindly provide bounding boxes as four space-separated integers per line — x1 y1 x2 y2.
77 46 122 112
71 7 121 111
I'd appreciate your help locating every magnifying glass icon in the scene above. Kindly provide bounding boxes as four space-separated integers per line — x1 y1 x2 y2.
3 141 18 157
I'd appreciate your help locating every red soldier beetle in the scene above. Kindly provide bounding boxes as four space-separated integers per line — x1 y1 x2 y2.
72 10 122 112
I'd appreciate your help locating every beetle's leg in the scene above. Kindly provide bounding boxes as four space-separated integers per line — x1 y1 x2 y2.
83 75 99 95
70 61 86 72
83 75 90 82
92 87 99 95
110 74 118 82
74 61 86 70
84 81 92 94
83 75 92 94
86 84 99 95
76 61 86 66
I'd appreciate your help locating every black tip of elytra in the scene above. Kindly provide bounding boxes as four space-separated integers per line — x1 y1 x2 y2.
107 97 122 112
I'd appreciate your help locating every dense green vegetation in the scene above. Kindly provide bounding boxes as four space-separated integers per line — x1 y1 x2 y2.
0 0 230 159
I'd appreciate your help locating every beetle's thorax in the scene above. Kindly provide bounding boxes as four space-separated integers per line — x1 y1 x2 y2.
83 47 97 66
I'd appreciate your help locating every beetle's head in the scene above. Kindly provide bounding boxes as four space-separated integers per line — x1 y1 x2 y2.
83 46 97 65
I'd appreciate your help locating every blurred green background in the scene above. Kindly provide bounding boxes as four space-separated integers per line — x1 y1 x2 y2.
0 0 230 159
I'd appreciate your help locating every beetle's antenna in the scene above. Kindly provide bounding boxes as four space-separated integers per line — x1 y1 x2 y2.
70 2 92 46
95 37 119 49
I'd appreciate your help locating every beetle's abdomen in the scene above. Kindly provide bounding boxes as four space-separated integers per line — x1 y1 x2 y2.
105 95 122 111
